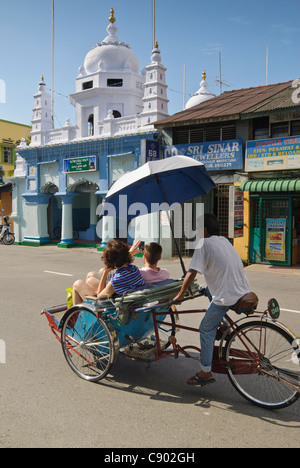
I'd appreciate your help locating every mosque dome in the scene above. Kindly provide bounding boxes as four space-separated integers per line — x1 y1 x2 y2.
83 9 140 75
185 71 216 109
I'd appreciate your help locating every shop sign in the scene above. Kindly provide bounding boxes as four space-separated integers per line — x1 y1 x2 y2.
228 187 244 238
265 218 286 262
64 156 97 173
164 139 243 171
246 136 300 172
141 140 160 164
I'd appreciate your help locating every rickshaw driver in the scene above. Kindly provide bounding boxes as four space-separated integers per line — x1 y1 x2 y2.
173 214 251 387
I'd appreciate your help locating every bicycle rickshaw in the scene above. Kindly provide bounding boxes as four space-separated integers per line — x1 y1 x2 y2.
42 156 300 410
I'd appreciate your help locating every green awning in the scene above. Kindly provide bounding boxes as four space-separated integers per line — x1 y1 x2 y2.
240 179 300 192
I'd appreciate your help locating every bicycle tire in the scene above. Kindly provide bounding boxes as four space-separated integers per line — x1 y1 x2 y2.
61 308 117 382
224 320 300 409
2 232 15 245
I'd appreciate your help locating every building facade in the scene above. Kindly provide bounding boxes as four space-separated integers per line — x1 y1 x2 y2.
155 79 300 266
0 119 31 227
12 9 169 248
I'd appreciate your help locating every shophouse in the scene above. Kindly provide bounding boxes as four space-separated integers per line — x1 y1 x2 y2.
154 79 300 266
12 9 169 247
0 119 31 227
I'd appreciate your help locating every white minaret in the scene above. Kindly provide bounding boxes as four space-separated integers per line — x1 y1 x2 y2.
140 41 169 126
30 76 53 146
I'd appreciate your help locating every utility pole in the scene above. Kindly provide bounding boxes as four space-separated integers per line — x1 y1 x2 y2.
52 0 55 128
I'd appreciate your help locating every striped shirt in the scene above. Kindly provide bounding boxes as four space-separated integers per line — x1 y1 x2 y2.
110 264 146 296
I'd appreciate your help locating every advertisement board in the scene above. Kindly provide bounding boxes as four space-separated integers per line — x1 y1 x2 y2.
246 136 300 172
265 218 286 262
228 187 244 238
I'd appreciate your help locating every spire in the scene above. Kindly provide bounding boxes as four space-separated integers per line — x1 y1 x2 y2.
105 8 119 43
109 8 116 23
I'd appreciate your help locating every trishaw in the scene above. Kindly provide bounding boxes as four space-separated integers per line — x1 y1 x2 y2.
42 156 300 409
43 282 300 410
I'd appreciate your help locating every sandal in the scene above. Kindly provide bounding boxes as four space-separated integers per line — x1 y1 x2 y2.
187 374 216 387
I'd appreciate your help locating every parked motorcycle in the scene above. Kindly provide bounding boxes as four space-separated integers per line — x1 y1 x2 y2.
0 216 15 245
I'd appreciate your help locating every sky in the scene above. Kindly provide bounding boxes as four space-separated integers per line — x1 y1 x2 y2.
0 0 299 128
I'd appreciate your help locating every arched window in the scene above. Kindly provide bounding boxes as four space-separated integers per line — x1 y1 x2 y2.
88 114 94 136
113 110 121 118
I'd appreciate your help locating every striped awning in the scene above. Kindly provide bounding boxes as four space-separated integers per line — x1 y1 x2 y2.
240 179 300 192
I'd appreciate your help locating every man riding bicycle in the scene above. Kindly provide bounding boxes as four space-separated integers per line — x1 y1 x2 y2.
174 214 251 386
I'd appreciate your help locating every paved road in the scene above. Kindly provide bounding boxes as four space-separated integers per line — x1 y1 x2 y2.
0 244 299 448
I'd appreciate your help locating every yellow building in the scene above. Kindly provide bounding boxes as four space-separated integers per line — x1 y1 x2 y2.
0 119 31 226
0 119 31 181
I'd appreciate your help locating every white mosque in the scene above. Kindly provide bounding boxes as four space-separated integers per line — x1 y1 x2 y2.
14 8 215 249
29 8 169 148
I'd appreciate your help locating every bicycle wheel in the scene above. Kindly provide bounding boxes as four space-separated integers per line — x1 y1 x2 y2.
2 232 15 245
61 308 117 382
224 320 300 409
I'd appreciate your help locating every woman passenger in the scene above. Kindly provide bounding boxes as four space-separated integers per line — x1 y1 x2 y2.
72 239 146 305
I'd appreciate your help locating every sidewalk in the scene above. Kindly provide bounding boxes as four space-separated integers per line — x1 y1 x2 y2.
245 263 300 276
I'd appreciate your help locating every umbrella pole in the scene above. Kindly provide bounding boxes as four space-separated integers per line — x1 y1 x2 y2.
156 176 187 277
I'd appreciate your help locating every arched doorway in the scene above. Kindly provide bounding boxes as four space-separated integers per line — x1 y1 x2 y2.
66 179 100 241
41 182 59 240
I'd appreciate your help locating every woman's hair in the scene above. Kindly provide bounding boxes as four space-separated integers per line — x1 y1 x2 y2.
204 214 220 236
102 239 132 269
144 242 162 265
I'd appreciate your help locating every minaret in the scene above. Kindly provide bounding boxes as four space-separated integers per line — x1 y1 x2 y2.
141 41 169 126
30 76 53 146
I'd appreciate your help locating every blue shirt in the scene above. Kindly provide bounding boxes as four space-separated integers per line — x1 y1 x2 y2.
111 264 146 296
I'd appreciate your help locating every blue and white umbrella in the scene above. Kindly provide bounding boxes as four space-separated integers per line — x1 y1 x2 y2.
103 155 215 217
101 155 215 274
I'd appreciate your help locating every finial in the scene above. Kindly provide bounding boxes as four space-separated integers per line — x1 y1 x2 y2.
41 75 44 81
109 8 116 23
154 40 159 49
202 70 207 81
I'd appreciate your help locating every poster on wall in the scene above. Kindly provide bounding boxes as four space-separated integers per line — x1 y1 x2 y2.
228 186 244 238
265 218 286 262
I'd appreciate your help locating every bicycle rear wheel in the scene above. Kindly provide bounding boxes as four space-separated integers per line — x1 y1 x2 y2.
224 320 300 409
61 308 118 382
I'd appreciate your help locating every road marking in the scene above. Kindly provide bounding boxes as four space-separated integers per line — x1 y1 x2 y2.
281 308 300 315
44 270 74 277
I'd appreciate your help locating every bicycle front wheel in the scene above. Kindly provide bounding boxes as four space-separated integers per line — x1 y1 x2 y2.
224 320 300 409
2 233 15 245
61 308 117 382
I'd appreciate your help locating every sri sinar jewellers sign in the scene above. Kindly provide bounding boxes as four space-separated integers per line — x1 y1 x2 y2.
164 139 243 171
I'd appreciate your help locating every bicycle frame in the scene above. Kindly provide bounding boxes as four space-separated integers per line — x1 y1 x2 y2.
146 305 272 377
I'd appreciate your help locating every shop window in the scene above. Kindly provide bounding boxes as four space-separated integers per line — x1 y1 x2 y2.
3 147 12 164
271 122 288 138
291 120 300 136
88 114 94 136
107 79 123 87
206 125 221 142
82 81 93 90
174 129 189 144
190 128 204 143
221 125 236 140
253 117 269 140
